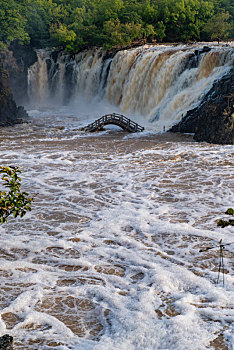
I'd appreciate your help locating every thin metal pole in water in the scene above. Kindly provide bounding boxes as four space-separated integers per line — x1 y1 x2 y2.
216 243 225 286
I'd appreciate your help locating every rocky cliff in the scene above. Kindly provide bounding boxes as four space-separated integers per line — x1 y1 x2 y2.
170 67 234 145
0 58 28 126
0 43 37 105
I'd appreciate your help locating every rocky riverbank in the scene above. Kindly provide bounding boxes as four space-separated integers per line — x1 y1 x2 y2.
170 66 234 145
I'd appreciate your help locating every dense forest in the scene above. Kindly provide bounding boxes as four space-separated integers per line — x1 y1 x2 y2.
0 0 233 52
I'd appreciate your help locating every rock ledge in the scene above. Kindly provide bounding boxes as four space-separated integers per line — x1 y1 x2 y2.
170 67 234 145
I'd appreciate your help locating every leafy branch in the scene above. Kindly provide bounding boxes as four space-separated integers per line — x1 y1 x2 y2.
217 208 234 228
0 166 33 224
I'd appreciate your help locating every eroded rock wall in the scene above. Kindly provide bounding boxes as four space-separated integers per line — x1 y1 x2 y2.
0 43 37 105
0 58 28 126
170 68 234 145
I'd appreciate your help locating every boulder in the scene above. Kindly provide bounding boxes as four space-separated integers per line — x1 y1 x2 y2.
0 335 13 350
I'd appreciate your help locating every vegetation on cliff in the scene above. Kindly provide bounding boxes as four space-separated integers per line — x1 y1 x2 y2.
0 0 233 52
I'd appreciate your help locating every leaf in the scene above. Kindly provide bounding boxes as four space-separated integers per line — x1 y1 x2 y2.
2 177 9 182
0 165 33 222
20 210 26 218
217 219 229 228
225 208 234 215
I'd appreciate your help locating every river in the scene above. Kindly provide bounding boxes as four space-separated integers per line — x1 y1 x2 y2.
0 106 233 349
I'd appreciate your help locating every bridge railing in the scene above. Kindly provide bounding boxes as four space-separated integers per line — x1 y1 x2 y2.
83 113 144 132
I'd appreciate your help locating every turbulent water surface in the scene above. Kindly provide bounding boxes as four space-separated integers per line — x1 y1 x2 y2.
0 107 233 350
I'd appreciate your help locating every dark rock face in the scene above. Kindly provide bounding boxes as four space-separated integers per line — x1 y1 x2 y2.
0 59 28 126
170 67 234 145
0 42 37 104
0 334 13 350
194 97 233 145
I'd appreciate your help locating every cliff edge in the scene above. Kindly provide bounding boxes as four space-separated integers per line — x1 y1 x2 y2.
0 58 28 127
170 67 234 145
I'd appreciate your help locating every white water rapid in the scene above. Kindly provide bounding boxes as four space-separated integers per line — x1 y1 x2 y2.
0 44 233 350
27 44 234 131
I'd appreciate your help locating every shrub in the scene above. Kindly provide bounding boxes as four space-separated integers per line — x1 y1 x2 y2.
0 166 33 223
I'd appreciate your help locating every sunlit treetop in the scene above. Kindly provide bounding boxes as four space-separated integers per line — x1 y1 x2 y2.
0 0 233 51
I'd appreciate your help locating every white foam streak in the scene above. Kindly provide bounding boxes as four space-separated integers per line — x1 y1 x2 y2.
0 121 233 348
1 45 234 349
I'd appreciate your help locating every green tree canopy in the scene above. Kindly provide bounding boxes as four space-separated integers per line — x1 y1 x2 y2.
0 0 233 52
0 0 29 49
204 11 232 42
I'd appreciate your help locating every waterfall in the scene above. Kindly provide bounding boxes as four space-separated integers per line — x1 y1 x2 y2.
28 48 111 106
27 44 234 130
27 50 50 104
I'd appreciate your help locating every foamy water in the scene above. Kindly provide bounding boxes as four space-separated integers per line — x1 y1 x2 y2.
0 109 233 350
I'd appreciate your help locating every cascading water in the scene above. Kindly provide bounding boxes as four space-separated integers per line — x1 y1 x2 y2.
28 44 233 131
28 48 111 106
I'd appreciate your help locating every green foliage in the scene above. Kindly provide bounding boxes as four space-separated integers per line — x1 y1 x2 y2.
217 219 234 227
0 0 233 51
50 23 77 51
217 208 234 228
19 0 63 48
0 166 33 224
204 11 232 42
0 0 29 48
226 208 234 215
156 0 216 42
102 19 143 49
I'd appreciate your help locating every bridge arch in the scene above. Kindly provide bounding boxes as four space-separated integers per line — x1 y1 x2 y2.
82 113 144 133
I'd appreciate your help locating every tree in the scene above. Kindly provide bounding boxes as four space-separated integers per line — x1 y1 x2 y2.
50 23 77 50
0 0 29 49
0 166 33 223
0 0 233 53
20 0 63 48
204 11 231 42
155 0 216 42
102 19 142 48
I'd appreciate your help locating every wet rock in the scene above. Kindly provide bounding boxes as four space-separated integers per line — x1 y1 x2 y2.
123 225 134 232
170 67 234 145
0 42 37 104
0 334 13 350
0 58 28 126
17 105 28 120
198 46 211 54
